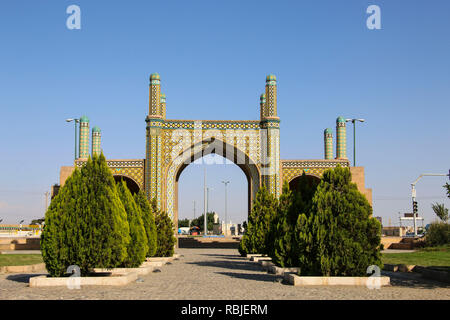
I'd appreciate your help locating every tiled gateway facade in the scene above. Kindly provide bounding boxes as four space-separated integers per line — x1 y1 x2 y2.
60 74 372 226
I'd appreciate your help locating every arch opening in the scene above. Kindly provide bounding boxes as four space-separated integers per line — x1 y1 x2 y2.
169 138 260 235
288 174 321 193
114 175 140 194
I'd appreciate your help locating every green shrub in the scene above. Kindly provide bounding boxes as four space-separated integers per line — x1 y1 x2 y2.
152 199 176 257
117 181 148 267
238 186 278 256
269 175 319 267
41 154 130 277
134 191 157 257
295 166 382 276
426 222 450 247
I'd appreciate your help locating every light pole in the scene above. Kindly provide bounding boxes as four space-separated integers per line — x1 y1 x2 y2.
345 118 365 167
66 118 80 160
207 187 213 213
203 167 207 236
222 180 230 236
411 172 450 236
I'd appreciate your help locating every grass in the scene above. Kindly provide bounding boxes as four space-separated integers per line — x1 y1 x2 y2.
382 245 450 267
0 254 43 267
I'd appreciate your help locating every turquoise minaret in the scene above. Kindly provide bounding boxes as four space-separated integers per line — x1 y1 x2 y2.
259 93 266 120
160 93 166 119
146 73 163 207
324 128 333 160
336 116 347 159
92 126 101 156
79 115 89 159
261 74 281 196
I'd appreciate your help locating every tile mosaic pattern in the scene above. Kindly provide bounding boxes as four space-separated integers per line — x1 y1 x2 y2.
281 159 350 183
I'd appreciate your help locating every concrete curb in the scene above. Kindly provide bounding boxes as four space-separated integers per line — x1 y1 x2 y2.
28 254 182 287
0 263 46 274
245 254 264 260
259 261 275 271
29 272 138 287
268 265 300 276
284 273 391 286
250 256 272 262
93 266 155 276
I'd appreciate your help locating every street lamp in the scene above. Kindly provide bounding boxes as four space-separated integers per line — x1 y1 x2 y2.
66 118 80 161
221 180 230 236
345 118 365 167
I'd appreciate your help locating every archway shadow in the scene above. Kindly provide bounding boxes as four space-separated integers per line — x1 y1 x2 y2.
215 271 282 283
382 271 450 289
6 273 47 284
185 260 261 272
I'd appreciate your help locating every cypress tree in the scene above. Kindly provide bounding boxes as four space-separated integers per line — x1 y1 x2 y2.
295 166 382 276
41 153 130 277
152 199 176 257
238 186 278 256
117 180 148 267
134 190 158 257
268 175 320 267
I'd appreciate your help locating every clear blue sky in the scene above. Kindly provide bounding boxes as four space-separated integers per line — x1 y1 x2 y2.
0 0 449 226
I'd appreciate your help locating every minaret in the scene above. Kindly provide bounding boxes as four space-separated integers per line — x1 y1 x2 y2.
78 115 89 159
160 93 166 119
259 93 266 120
260 74 281 197
336 116 347 159
92 126 101 156
264 74 277 118
324 128 333 160
149 73 161 117
146 73 163 208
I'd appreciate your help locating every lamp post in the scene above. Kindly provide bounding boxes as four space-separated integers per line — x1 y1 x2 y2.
345 118 365 166
203 167 207 236
66 118 80 160
221 180 230 236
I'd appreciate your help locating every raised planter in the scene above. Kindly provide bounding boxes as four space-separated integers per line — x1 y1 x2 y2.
245 254 264 259
398 264 416 273
382 264 399 272
259 261 275 271
93 265 154 276
0 263 46 274
268 265 300 276
284 273 390 286
250 256 272 262
29 271 138 287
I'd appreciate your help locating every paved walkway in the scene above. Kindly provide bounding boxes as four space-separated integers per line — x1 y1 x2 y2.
0 248 449 300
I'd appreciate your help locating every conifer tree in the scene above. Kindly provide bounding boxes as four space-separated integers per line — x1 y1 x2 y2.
295 166 382 276
117 180 148 267
152 199 176 257
41 154 130 277
268 175 320 267
238 186 278 256
134 191 158 257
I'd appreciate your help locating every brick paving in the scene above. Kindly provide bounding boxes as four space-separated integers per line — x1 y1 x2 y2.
0 248 449 300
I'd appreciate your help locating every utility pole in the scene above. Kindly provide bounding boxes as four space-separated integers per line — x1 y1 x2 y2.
411 171 450 236
193 200 196 219
345 118 365 167
203 167 207 236
44 191 49 211
222 180 230 236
